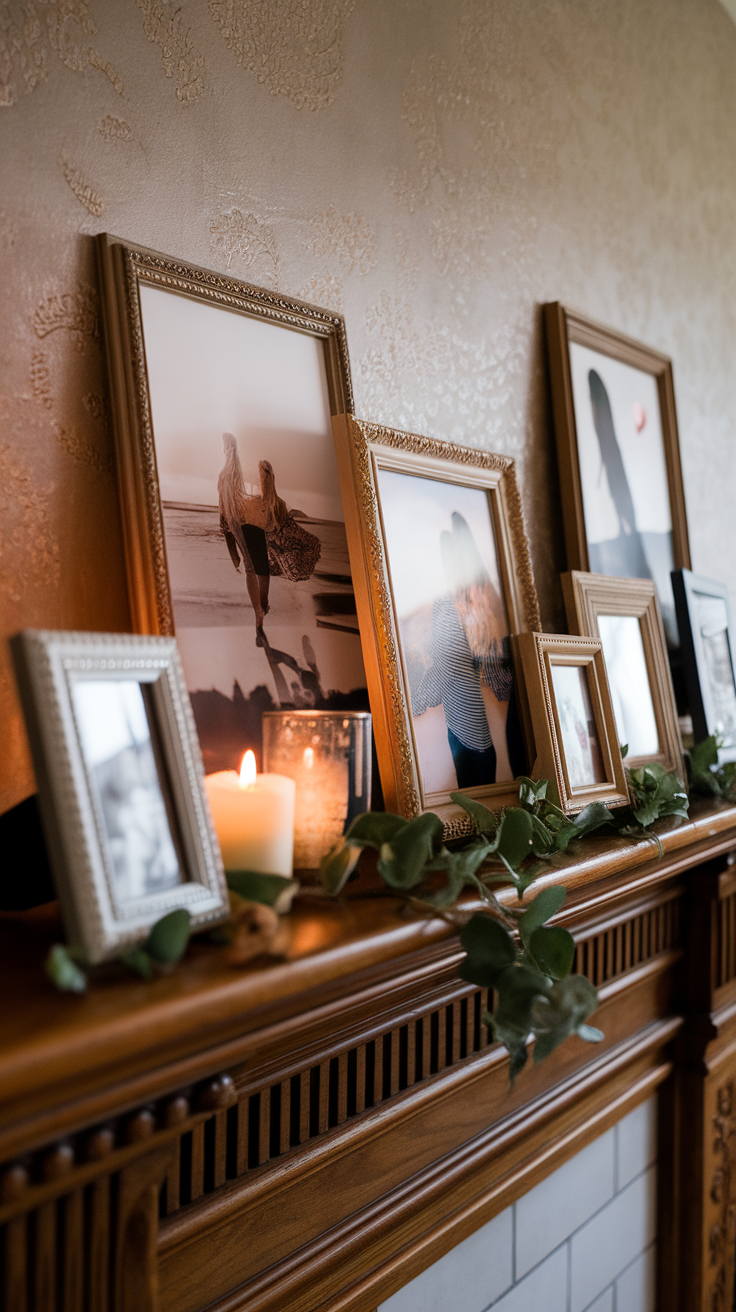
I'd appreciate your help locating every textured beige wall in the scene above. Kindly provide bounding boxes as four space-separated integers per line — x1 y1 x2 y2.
2 0 736 813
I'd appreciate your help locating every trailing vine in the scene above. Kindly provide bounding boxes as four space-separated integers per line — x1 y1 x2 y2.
320 768 688 1082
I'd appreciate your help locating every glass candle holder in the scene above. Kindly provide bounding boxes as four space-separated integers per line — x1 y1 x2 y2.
262 711 372 869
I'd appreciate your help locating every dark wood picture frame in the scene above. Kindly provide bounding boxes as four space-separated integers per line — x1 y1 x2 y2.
562 570 684 779
544 302 690 580
673 568 736 765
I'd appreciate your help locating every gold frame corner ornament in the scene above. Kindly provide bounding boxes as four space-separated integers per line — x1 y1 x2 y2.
332 415 541 833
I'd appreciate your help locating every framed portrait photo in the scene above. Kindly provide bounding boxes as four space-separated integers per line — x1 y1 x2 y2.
562 571 684 779
96 235 368 776
512 632 629 815
10 630 228 964
332 416 541 832
673 570 736 764
544 303 690 657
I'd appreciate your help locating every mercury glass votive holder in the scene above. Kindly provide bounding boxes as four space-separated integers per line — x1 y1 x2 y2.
262 710 372 869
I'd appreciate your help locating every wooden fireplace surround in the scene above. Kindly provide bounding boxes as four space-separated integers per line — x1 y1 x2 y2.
2 799 736 1312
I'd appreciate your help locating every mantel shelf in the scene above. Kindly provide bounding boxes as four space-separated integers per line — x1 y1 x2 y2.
1 797 736 1163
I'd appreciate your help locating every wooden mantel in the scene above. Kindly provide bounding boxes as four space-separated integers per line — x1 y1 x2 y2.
3 799 736 1312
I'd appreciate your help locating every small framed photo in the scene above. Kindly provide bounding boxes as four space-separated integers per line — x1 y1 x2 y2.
562 571 684 779
10 630 228 963
512 632 629 815
332 416 541 832
96 234 367 776
672 570 736 764
544 303 690 655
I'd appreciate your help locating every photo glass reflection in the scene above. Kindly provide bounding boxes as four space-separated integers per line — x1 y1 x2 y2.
596 614 659 758
72 678 183 901
569 343 676 645
551 663 605 788
693 592 736 749
376 469 525 798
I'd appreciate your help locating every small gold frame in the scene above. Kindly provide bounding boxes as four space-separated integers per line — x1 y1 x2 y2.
512 632 629 815
562 570 684 779
332 415 541 834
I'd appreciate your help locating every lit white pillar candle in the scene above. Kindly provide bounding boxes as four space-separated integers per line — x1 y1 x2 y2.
205 751 296 876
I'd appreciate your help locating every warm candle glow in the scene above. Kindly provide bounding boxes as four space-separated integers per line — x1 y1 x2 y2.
303 747 315 770
239 750 257 788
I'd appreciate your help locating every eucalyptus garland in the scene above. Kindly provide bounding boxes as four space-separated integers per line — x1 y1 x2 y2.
320 768 688 1082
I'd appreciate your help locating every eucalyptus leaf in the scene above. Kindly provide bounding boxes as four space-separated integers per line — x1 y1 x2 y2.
518 886 566 949
120 948 153 980
377 811 443 889
227 871 299 911
459 913 516 987
319 840 362 895
529 925 575 980
570 802 615 837
145 908 191 965
494 808 535 872
45 944 87 993
345 812 406 848
449 792 499 834
517 777 548 809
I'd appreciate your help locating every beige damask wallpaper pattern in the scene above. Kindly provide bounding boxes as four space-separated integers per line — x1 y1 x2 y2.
1 0 736 811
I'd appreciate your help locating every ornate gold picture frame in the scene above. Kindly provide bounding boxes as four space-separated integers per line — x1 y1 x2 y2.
562 570 684 779
96 234 368 775
544 302 690 659
332 416 540 832
512 632 629 815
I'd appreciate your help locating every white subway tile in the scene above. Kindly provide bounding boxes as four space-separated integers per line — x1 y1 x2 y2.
487 1244 568 1312
515 1130 615 1277
615 1244 656 1312
570 1166 657 1312
616 1098 657 1191
378 1207 513 1312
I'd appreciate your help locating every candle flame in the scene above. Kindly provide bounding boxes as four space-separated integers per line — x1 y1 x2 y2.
303 746 315 770
239 750 257 788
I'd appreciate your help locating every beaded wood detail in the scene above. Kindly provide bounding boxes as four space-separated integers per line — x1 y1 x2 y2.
573 892 681 988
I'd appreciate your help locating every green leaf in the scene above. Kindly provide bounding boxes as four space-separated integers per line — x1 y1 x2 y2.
459 913 516 987
377 811 443 889
145 909 191 965
119 948 153 980
529 813 556 857
570 802 615 837
530 974 599 1063
620 743 628 759
517 777 548 809
529 925 575 980
345 812 406 848
449 792 499 834
518 885 566 949
551 821 584 853
319 840 362 895
45 944 87 993
227 871 299 911
691 735 719 776
494 808 535 872
577 1023 604 1043
632 800 661 828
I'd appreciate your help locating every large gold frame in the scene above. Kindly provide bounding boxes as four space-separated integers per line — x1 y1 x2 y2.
562 570 684 779
96 233 354 637
332 415 540 833
512 632 629 815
